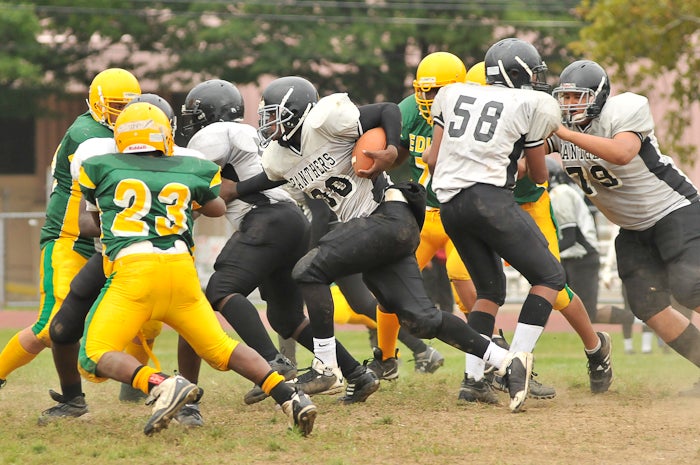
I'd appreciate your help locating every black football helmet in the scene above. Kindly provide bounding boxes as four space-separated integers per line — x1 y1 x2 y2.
257 76 318 150
180 79 244 138
552 60 610 127
484 38 549 92
127 93 177 131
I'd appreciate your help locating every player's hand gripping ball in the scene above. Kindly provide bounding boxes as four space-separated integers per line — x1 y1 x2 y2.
352 127 387 175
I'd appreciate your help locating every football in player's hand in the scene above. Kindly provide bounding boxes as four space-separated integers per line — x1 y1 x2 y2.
352 127 386 175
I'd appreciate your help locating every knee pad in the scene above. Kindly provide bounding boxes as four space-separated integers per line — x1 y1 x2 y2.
398 309 442 339
669 270 700 311
267 306 305 340
49 301 89 344
292 248 326 284
623 275 670 322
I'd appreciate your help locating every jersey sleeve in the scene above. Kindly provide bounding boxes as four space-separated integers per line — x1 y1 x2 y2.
602 92 654 138
430 87 447 128
71 137 117 181
526 93 561 144
192 160 222 209
78 159 101 206
306 93 361 140
187 124 234 166
172 146 205 159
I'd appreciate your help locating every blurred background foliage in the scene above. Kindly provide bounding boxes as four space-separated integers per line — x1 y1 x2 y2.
0 0 698 161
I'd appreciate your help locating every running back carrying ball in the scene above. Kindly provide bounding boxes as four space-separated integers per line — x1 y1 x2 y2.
352 127 386 174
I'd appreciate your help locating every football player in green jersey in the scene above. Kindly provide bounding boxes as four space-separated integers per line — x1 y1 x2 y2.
0 69 140 412
77 102 316 436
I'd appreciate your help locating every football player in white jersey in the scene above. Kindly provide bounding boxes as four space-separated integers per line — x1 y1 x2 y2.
228 76 534 411
426 38 566 402
181 79 372 405
550 59 700 396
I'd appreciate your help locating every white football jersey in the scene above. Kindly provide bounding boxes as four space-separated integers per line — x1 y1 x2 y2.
187 121 294 230
430 83 560 203
261 93 389 222
549 92 698 231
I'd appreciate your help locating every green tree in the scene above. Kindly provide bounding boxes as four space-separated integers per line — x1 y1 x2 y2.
1 1 582 112
0 3 45 116
168 1 582 103
573 0 700 163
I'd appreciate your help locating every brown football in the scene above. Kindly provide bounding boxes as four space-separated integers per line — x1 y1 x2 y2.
351 127 386 174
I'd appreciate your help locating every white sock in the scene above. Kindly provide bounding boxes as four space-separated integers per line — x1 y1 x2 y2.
466 354 486 381
465 333 491 380
483 343 508 370
585 337 602 355
509 323 544 353
624 338 634 353
642 332 653 353
313 337 338 368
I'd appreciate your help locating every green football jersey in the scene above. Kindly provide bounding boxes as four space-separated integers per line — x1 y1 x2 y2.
40 112 113 257
398 95 439 208
79 153 222 260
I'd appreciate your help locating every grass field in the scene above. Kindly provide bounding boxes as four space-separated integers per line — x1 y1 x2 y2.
0 327 698 465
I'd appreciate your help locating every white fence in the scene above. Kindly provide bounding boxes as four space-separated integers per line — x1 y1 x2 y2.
0 211 623 308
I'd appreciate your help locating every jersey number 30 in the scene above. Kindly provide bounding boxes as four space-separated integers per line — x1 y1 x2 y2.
112 179 190 237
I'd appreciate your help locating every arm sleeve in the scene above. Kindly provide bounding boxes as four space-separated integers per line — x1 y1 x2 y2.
236 171 287 196
358 102 402 149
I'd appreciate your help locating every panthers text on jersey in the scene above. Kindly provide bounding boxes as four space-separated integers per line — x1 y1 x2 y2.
78 153 221 260
187 121 295 230
430 83 560 203
548 92 698 231
262 93 390 222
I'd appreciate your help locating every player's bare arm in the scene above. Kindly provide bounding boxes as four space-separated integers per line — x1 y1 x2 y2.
424 123 442 174
524 144 548 184
77 197 101 237
554 125 641 165
198 196 226 217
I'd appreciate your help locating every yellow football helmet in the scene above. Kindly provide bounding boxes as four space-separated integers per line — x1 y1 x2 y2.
87 68 141 128
466 61 486 86
114 102 174 156
413 52 467 125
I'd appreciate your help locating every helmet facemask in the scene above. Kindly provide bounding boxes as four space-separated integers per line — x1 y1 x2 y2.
87 68 141 129
553 85 596 126
180 80 245 139
497 57 549 92
413 80 439 125
179 99 207 139
553 60 610 127
257 97 312 149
